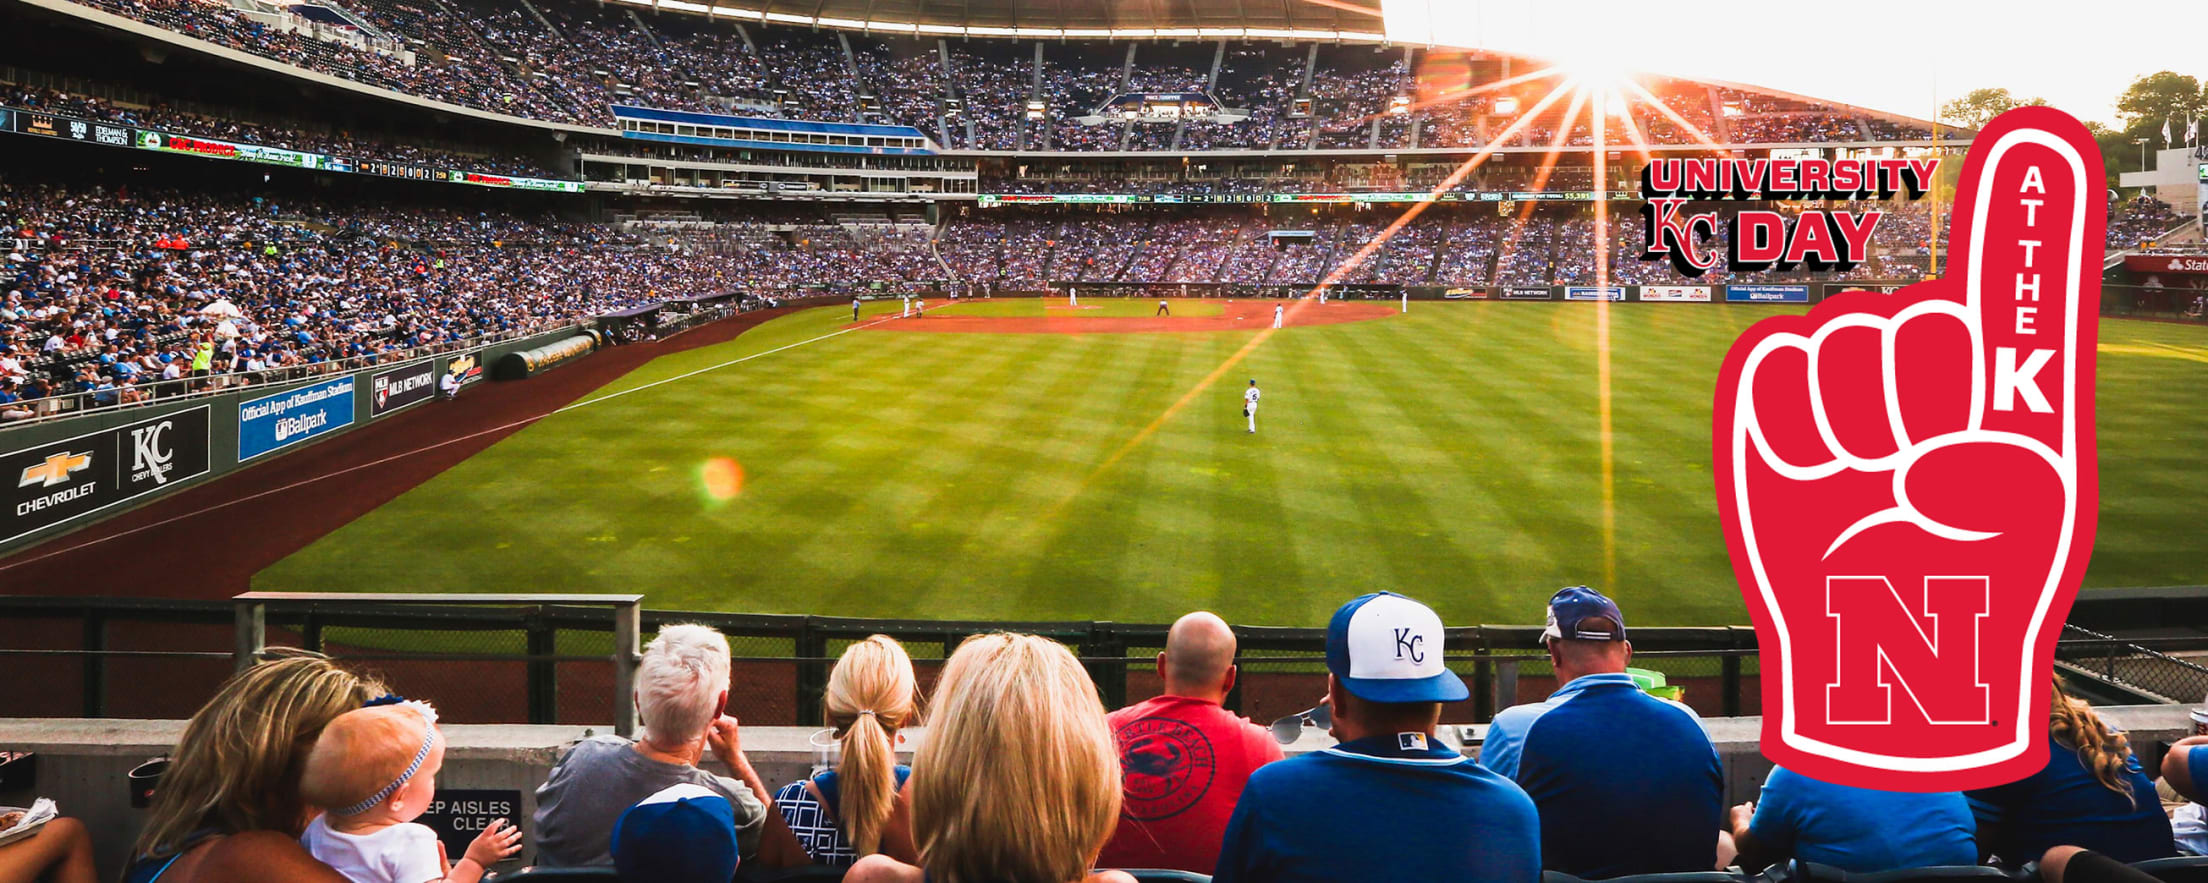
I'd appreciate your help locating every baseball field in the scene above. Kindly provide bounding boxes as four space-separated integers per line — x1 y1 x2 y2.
250 299 2208 628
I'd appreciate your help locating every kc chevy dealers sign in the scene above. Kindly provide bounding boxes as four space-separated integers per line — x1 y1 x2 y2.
4 407 211 543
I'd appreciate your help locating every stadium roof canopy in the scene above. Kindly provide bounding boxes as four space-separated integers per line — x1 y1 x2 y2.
620 0 1392 39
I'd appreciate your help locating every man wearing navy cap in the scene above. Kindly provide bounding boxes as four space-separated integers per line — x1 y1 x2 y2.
1479 586 1724 878
1213 592 1539 883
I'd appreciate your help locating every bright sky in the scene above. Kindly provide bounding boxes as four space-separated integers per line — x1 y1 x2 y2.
1378 0 2201 127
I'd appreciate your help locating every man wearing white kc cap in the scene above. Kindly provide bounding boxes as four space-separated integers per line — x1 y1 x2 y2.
1212 592 1539 883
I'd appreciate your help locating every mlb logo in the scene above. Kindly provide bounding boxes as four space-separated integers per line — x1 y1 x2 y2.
373 377 390 406
1396 732 1428 752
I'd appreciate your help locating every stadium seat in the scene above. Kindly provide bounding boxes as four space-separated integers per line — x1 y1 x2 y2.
2129 857 2208 883
484 868 619 882
1776 861 2023 883
1543 871 1747 883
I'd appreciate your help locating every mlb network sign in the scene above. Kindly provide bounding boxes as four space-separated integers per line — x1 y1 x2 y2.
239 378 356 461
3 407 211 544
1714 107 2103 791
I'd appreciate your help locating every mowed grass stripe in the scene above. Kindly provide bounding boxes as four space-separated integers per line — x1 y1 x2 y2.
255 305 2208 627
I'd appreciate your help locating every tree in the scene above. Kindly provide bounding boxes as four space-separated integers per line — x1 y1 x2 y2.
1939 88 2047 130
2113 71 2207 145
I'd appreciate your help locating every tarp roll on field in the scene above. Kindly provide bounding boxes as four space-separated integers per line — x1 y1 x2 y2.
495 335 597 380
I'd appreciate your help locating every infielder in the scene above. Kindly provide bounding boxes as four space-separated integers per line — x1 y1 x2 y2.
1243 379 1261 433
1273 303 1284 329
852 296 862 322
1156 299 1171 317
902 296 911 318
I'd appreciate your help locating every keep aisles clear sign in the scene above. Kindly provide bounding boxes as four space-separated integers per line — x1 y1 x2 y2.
3 407 212 544
238 377 356 461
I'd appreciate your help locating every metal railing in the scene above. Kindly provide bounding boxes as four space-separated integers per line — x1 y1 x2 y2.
1 594 2201 728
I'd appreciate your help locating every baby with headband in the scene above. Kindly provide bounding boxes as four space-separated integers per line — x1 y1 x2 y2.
299 700 523 883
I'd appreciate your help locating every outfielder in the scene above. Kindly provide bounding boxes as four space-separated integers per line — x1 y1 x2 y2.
1243 379 1261 433
1273 303 1284 329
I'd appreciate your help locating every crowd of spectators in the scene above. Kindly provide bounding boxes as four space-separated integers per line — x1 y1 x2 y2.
6 82 558 177
55 0 1940 151
2109 196 2185 251
8 585 2197 883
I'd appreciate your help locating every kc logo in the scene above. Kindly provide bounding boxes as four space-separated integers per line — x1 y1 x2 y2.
132 421 175 485
1714 107 2102 791
1640 197 1723 276
1393 628 1424 664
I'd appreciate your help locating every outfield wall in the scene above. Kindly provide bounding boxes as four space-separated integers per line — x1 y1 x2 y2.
5 706 2198 878
1040 281 1899 302
0 326 587 557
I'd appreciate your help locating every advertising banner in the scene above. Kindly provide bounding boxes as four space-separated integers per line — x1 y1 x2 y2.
1443 287 1489 299
447 171 587 193
3 407 211 544
369 360 437 417
1564 286 1627 301
443 351 485 389
2123 254 2208 275
1502 287 1555 301
239 377 356 461
136 131 327 169
1641 285 1714 303
1725 284 1813 303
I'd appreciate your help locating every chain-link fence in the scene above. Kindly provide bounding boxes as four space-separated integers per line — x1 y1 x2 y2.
0 595 2199 728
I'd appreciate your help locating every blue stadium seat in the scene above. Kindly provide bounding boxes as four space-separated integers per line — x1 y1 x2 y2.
1544 871 1747 883
2129 857 2208 883
1780 861 2022 883
484 868 619 882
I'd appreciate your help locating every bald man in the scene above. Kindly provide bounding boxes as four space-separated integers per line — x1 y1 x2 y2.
1098 612 1285 874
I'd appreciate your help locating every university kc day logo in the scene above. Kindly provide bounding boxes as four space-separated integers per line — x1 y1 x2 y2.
1713 107 2103 791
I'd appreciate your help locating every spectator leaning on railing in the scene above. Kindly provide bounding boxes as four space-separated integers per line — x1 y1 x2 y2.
531 623 772 867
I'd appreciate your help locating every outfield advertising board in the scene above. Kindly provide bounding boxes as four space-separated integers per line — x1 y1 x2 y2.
1502 287 1554 301
3 407 211 543
369 361 437 417
1726 284 1812 303
239 378 356 461
1564 286 1626 301
1443 287 1489 299
1640 285 1713 303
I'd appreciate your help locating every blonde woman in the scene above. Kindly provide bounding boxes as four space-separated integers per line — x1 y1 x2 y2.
122 652 385 883
1964 677 2175 864
847 634 1132 883
775 635 922 866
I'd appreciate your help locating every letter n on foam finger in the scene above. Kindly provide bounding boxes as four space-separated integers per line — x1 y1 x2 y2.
1711 106 2104 792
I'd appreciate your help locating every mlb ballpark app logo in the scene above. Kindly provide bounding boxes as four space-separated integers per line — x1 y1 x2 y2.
1713 107 2102 791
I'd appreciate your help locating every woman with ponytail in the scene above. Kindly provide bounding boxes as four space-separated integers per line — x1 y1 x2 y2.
774 634 922 867
1964 677 2175 865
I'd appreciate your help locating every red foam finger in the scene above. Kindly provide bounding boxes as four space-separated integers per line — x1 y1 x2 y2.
1747 345 1829 468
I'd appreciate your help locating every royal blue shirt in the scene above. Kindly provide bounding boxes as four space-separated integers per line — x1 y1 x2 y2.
1966 739 2176 864
1213 732 1540 883
1480 672 1723 878
1748 766 1976 872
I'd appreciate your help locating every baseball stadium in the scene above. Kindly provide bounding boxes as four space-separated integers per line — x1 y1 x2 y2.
1 0 2207 877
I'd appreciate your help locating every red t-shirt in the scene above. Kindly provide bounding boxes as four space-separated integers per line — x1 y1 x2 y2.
1097 694 1285 874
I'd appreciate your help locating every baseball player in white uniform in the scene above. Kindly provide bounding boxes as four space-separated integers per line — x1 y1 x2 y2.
1243 379 1260 433
1272 303 1285 329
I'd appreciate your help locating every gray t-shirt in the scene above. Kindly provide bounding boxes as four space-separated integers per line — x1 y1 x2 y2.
532 734 767 867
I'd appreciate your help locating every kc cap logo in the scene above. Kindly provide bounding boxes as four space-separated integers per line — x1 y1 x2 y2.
1326 592 1469 704
1713 106 2102 791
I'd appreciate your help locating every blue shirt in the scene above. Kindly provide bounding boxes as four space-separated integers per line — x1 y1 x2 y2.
1480 672 1723 878
1966 739 2175 863
1213 733 1539 883
1747 766 1976 872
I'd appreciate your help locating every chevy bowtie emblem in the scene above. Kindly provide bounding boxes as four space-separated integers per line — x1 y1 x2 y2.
19 452 92 488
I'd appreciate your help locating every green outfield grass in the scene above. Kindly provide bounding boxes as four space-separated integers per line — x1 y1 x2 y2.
254 302 2208 628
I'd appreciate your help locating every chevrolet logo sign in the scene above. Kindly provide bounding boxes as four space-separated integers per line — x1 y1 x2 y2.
19 452 92 488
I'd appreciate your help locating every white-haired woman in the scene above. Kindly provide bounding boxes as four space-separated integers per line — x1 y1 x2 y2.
847 633 1132 883
532 623 771 867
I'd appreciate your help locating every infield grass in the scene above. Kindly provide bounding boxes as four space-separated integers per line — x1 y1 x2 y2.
254 301 2208 627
